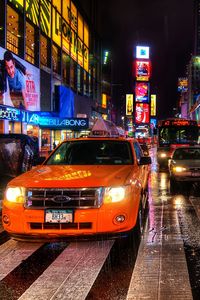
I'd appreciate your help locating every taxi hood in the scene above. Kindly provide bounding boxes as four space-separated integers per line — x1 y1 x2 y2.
7 165 136 188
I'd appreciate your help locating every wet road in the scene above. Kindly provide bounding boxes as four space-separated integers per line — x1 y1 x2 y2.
0 147 200 299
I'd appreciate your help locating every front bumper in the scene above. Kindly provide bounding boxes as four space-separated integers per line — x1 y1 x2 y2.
2 199 139 239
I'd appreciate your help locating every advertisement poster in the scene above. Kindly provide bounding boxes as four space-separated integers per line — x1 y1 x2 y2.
135 82 149 102
0 47 40 111
150 94 156 116
135 103 150 124
136 46 149 59
135 60 150 81
126 94 133 115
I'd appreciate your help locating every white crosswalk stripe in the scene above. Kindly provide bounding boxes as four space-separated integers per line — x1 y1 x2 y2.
18 240 114 300
0 239 43 280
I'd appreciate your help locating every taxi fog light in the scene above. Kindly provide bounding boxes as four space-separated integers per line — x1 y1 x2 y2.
115 214 126 223
5 187 26 203
173 166 187 173
104 187 126 203
3 214 10 225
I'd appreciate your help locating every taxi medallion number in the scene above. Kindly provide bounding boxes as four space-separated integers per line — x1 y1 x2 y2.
45 209 73 223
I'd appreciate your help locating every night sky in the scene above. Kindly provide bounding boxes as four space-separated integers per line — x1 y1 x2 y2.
95 0 194 120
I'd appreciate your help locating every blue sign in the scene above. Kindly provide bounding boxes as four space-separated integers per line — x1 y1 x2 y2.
58 86 74 118
0 105 22 121
0 105 89 130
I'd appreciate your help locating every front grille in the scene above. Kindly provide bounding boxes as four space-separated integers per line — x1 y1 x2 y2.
25 188 104 209
30 222 92 230
189 167 200 171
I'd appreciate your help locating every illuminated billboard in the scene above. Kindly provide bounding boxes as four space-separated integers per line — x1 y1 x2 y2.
126 94 133 115
135 60 150 81
136 46 149 59
150 118 157 128
135 103 150 124
150 94 156 116
18 0 89 72
135 82 149 102
0 47 40 111
102 93 107 108
178 77 188 92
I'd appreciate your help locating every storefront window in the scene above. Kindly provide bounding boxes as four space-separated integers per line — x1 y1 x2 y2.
77 65 82 93
25 22 35 64
70 59 76 90
40 34 51 69
89 73 92 98
83 70 88 96
7 6 20 54
41 129 51 154
62 51 70 85
52 43 61 74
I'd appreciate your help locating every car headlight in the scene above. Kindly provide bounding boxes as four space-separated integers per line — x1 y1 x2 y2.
104 186 129 203
160 152 167 158
173 166 187 173
5 187 26 203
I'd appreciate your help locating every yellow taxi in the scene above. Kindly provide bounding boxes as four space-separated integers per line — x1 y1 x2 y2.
2 120 151 240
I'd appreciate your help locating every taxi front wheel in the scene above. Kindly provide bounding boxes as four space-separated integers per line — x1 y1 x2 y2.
127 200 143 247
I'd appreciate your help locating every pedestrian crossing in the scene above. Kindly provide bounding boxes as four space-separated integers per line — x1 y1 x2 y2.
0 176 199 299
19 240 114 300
0 235 114 300
0 239 43 281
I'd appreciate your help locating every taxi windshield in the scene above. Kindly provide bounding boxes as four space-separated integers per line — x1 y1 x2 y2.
45 140 133 165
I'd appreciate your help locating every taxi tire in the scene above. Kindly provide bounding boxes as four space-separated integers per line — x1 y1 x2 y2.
127 199 143 247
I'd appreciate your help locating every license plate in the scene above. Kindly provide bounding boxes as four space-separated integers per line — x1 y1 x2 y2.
45 209 73 223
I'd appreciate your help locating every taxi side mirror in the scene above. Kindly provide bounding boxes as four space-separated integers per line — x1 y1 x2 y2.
139 156 152 165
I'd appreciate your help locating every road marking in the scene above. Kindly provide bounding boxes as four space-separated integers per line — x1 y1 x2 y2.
19 240 114 300
0 239 43 280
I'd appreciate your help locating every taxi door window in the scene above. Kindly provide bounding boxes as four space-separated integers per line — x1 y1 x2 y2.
133 142 143 163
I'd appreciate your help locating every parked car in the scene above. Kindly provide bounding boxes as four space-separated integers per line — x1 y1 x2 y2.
168 146 200 192
2 120 151 241
0 134 39 186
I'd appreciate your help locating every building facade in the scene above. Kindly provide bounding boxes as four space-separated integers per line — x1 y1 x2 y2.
0 0 103 154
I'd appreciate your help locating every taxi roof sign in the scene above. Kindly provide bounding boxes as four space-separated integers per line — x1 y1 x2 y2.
91 119 120 137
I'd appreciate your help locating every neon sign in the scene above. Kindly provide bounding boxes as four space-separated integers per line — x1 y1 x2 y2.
0 105 22 121
0 105 89 130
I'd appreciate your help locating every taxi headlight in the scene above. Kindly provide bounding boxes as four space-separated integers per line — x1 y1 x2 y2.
173 166 187 173
5 187 26 203
104 186 128 203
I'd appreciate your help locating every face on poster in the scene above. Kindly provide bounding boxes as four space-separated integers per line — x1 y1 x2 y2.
135 82 149 102
135 103 150 123
0 47 40 111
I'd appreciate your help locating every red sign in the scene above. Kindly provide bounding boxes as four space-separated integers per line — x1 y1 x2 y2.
135 82 149 102
135 103 150 123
